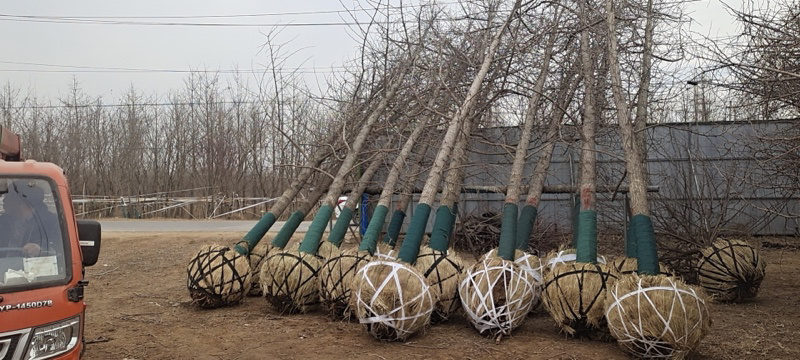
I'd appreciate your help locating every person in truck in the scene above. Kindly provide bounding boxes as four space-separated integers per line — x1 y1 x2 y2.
0 180 60 257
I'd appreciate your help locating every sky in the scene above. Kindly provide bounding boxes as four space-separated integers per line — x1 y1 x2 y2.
0 0 743 102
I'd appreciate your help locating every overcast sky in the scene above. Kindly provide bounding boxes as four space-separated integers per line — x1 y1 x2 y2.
0 0 741 101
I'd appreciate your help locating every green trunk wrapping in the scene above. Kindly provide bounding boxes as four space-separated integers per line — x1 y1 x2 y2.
234 212 277 254
575 210 598 263
429 205 456 252
385 209 406 247
572 195 581 248
327 207 353 248
359 205 389 253
497 203 518 261
396 203 431 264
516 205 538 251
298 204 334 254
270 211 305 249
625 218 637 258
632 214 659 275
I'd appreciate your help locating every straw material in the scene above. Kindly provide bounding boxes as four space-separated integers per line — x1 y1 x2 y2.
318 248 373 320
248 244 276 296
186 245 252 308
698 239 766 302
481 248 544 312
415 246 465 324
543 248 607 274
353 260 438 341
458 257 536 336
317 241 342 259
541 262 616 337
375 242 397 260
610 257 674 279
605 274 712 359
260 250 323 313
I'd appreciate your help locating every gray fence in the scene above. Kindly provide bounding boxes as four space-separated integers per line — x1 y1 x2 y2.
379 120 800 236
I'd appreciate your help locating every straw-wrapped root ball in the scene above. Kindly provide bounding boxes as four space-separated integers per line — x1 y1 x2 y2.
353 260 438 341
541 262 616 337
698 239 766 302
543 248 607 274
316 241 342 259
374 242 397 260
260 250 322 313
186 245 252 308
247 244 277 296
458 257 537 337
318 248 372 320
605 274 712 359
481 249 544 311
610 257 674 278
415 246 465 324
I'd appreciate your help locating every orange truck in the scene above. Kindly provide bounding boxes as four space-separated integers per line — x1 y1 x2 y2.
0 126 101 359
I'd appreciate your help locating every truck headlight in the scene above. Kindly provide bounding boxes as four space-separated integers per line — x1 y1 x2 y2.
26 316 80 360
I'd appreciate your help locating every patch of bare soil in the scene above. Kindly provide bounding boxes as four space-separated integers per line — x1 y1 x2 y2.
82 232 800 360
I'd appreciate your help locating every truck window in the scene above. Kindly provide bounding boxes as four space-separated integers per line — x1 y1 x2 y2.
0 178 68 290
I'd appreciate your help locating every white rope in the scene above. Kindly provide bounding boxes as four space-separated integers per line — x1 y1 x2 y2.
546 250 606 271
354 260 433 339
605 277 708 358
458 258 536 335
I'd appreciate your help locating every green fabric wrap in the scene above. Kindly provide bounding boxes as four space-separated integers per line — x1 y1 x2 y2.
234 212 277 254
270 211 305 249
575 210 598 263
572 195 580 249
385 209 406 247
516 205 538 251
429 205 457 252
625 219 637 258
497 203 518 261
298 204 333 254
396 203 431 264
632 214 659 275
359 205 389 253
327 207 353 248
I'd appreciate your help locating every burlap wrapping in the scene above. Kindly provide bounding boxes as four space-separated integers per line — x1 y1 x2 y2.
187 245 252 308
260 250 322 313
697 238 766 303
318 248 372 320
541 262 616 337
353 260 437 341
414 246 465 324
458 257 536 336
605 274 712 359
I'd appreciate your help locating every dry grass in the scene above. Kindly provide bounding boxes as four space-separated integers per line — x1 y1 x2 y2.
698 238 767 303
541 262 616 337
318 248 372 320
260 250 323 314
186 244 252 308
414 246 465 324
605 274 712 359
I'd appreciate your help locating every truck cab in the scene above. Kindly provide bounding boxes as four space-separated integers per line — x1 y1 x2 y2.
0 126 101 360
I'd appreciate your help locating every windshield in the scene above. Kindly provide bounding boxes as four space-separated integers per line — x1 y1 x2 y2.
0 178 69 292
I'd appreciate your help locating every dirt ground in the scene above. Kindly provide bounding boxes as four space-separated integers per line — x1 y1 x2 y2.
82 231 800 360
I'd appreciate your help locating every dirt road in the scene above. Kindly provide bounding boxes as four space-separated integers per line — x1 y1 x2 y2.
82 231 800 359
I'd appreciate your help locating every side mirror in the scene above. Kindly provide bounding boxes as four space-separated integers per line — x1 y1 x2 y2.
77 220 101 267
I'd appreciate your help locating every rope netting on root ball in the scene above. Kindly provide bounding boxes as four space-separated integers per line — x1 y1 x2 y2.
698 238 766 303
318 248 373 320
415 246 465 324
353 260 438 341
247 244 277 296
459 257 537 337
481 248 544 312
543 248 607 274
610 257 674 278
605 274 712 359
187 245 252 308
541 262 617 338
260 250 323 313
